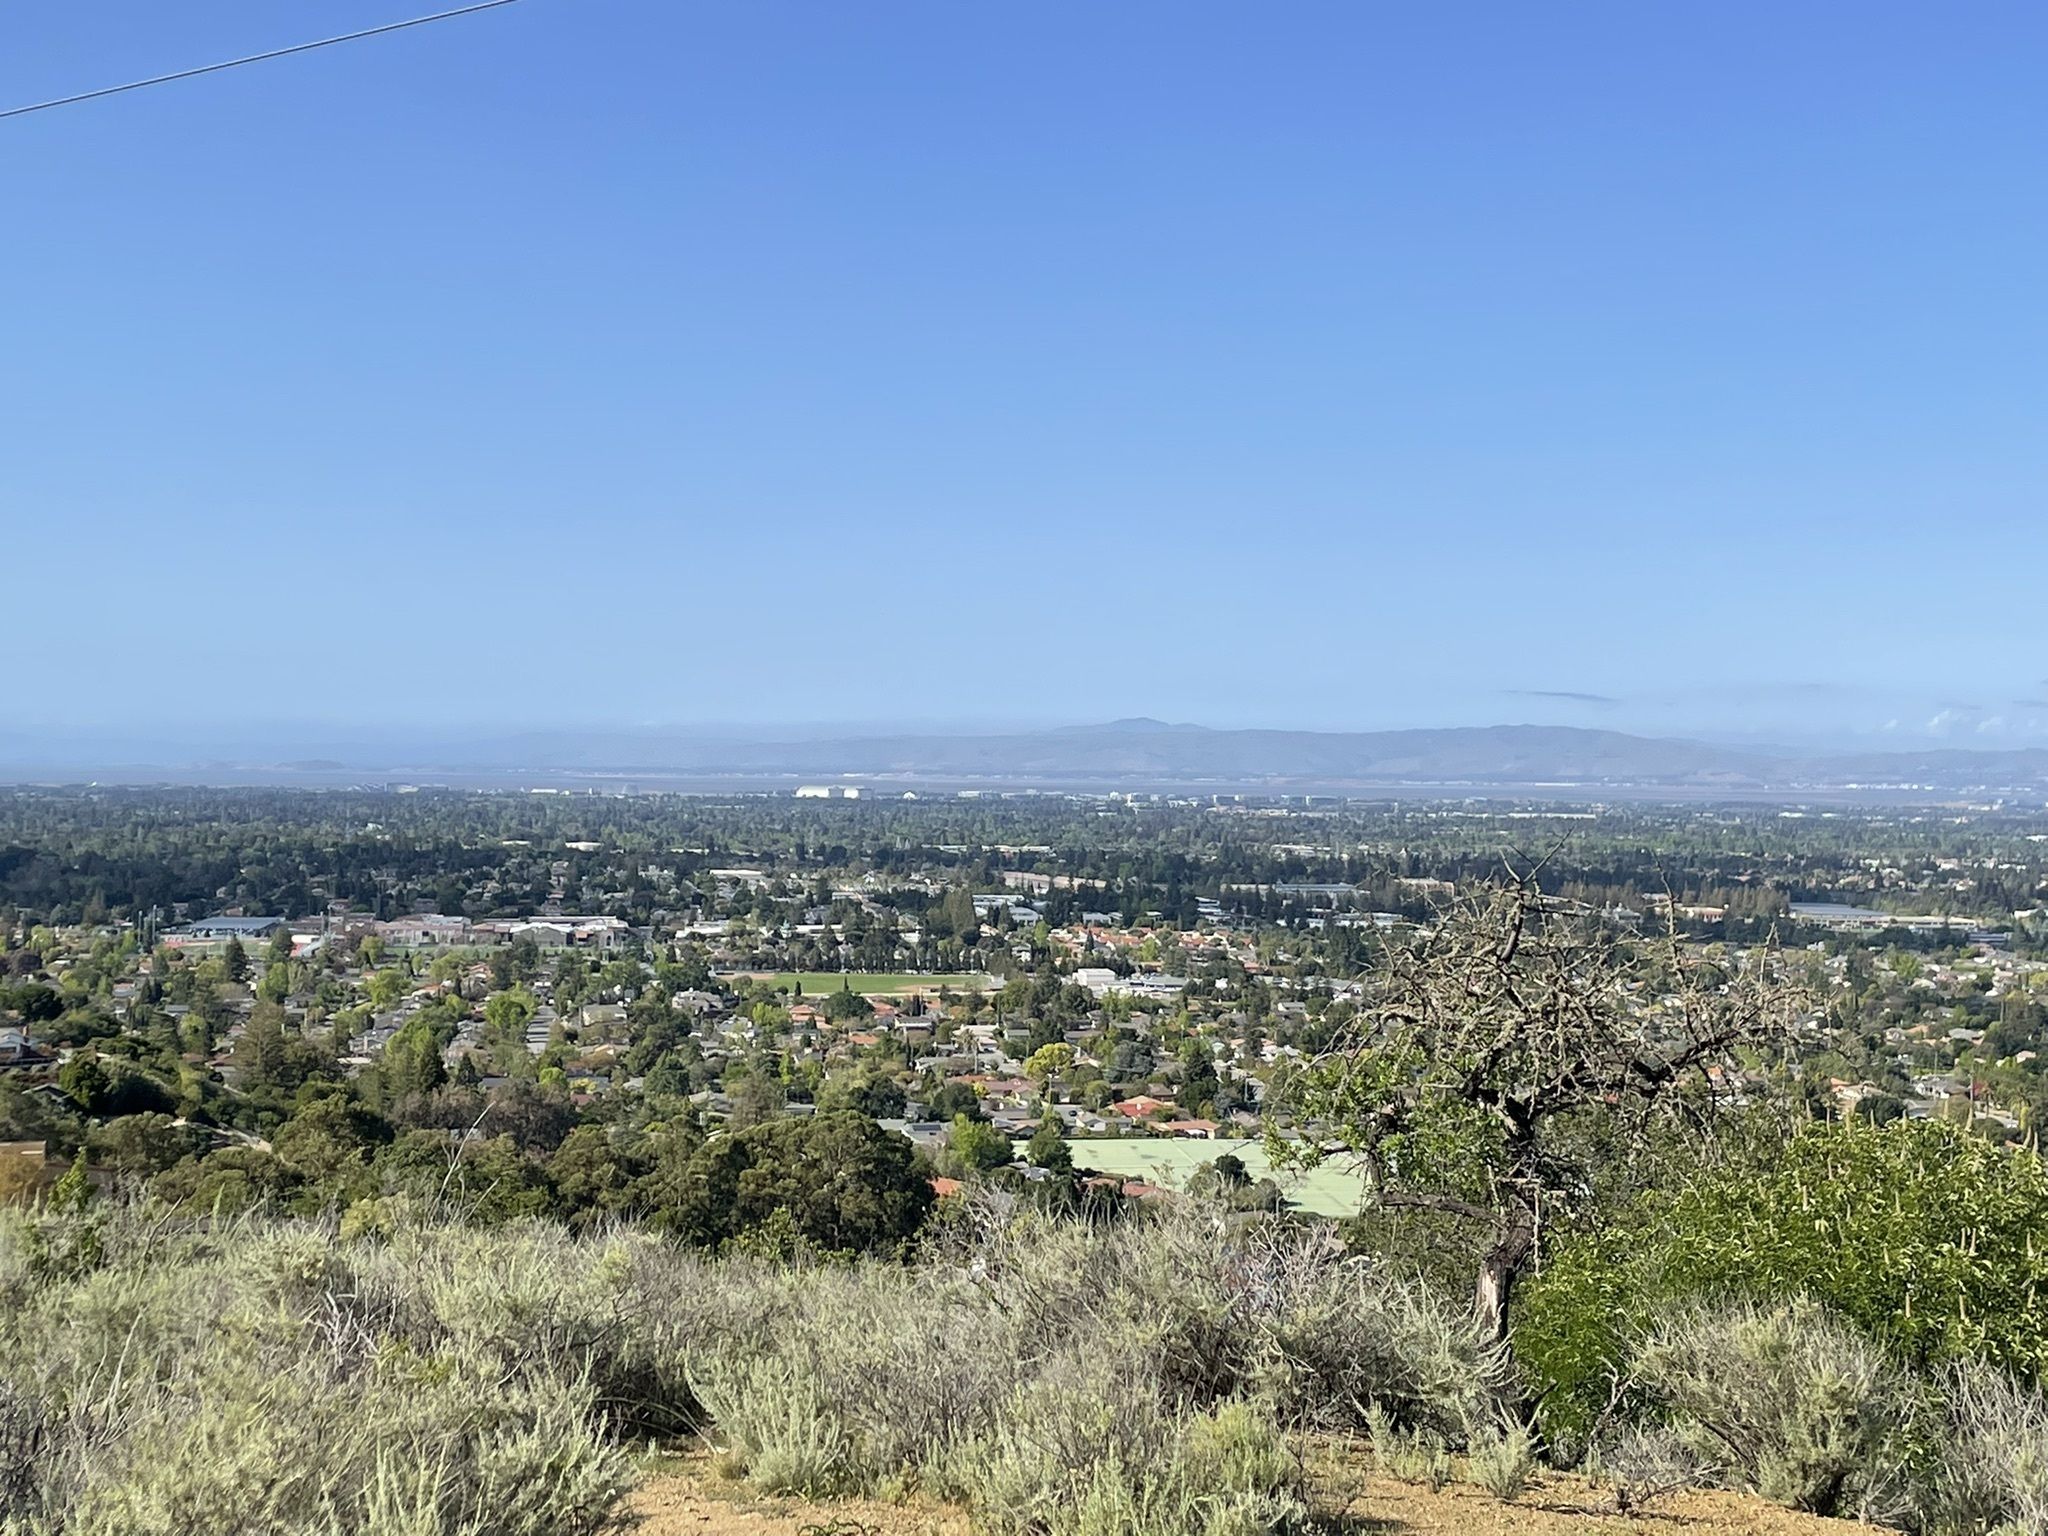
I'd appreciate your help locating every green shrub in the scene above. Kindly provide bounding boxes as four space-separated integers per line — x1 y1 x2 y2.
1521 1116 2048 1455
47 1358 628 1536
1668 1121 2048 1377
1511 1218 1638 1457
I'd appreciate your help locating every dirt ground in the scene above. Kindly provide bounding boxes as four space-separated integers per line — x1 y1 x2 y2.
628 1449 1873 1536
628 1455 969 1536
1318 1474 1875 1535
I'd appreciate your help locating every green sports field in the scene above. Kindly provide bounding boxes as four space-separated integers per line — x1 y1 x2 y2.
1039 1138 1369 1218
747 972 993 996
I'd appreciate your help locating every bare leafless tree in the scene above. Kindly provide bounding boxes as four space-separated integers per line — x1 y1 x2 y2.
1282 876 1803 1346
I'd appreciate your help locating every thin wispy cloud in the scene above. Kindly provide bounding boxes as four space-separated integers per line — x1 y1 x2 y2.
1501 689 1620 706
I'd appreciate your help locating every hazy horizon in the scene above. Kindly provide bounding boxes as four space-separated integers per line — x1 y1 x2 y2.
11 709 2048 775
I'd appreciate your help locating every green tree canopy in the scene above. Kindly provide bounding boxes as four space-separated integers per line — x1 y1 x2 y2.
817 1067 907 1120
1026 1114 1072 1174
947 1113 1012 1175
822 983 873 1022
1024 1042 1075 1091
369 1015 448 1107
660 1110 932 1256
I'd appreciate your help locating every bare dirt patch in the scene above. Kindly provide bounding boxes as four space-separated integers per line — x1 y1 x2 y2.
1314 1454 1875 1535
632 1447 1873 1536
629 1455 968 1536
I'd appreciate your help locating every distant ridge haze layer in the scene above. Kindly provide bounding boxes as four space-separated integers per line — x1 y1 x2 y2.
9 721 2048 793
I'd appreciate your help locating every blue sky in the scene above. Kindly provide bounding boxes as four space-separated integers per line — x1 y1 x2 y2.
4 2 2046 747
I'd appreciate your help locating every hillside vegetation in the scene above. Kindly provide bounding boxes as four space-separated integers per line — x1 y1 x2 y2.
4 1182 2048 1536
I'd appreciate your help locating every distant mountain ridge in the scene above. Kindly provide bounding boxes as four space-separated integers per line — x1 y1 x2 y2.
417 720 2048 792
10 720 2048 797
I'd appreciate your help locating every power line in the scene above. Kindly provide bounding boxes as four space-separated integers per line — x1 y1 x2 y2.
0 0 526 122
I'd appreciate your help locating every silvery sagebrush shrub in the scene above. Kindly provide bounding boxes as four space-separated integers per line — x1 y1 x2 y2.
0 1190 1535 1536
1924 1364 2048 1536
1467 1419 1536 1502
1633 1297 1927 1525
0 1205 632 1536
